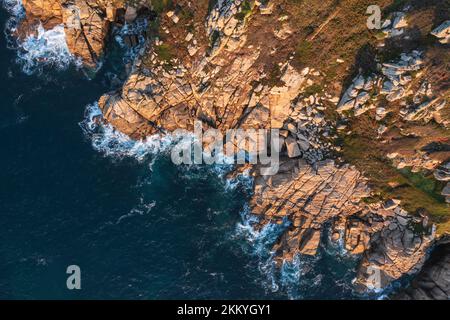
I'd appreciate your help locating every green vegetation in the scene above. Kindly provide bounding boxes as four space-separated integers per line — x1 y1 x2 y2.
262 64 283 87
150 0 173 13
399 168 446 201
154 43 174 64
302 84 323 97
294 40 313 67
235 0 252 21
341 133 450 234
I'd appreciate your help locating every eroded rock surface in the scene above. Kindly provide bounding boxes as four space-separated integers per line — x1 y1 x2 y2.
99 0 307 138
250 158 435 290
394 241 450 300
250 159 370 259
17 0 449 296
19 0 124 67
96 0 446 293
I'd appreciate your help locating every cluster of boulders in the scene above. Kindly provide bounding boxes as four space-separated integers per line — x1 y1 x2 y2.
381 51 423 101
98 0 310 140
431 20 450 44
337 51 424 117
387 151 441 173
402 98 446 122
379 12 408 39
250 158 435 291
15 0 448 296
337 50 447 125
336 73 376 115
282 91 334 163
206 0 255 57
95 1 445 294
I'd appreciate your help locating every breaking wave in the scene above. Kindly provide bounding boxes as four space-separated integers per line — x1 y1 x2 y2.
2 0 80 74
79 103 175 162
113 17 148 65
79 104 256 194
233 207 365 299
17 24 80 75
233 205 295 295
2 0 24 49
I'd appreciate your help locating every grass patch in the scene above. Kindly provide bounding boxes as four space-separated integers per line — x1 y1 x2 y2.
154 43 174 64
294 40 313 67
341 133 449 234
149 0 173 14
262 64 283 87
234 0 252 21
398 168 446 201
302 84 323 96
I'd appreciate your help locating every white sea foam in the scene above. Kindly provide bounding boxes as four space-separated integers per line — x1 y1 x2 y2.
79 103 175 162
224 168 253 191
2 0 80 74
2 0 23 17
235 206 288 257
2 0 24 47
233 206 351 299
113 18 148 64
116 199 156 224
17 24 80 75
233 205 296 294
79 104 258 197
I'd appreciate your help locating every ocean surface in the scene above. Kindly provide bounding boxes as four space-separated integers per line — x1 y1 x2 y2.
0 4 376 299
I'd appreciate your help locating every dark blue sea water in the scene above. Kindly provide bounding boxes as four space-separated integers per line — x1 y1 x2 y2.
0 5 369 299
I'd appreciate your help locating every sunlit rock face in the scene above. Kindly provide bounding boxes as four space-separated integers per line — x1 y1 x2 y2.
17 0 124 67
15 0 449 296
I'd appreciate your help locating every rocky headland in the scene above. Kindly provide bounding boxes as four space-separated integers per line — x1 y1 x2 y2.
13 0 449 298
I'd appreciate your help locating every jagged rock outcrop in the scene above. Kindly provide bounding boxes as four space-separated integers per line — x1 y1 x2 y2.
353 207 434 291
249 158 435 290
16 0 449 296
96 0 444 293
250 159 370 259
394 241 450 300
380 12 408 38
20 0 63 30
337 51 432 117
60 0 111 66
431 20 450 44
98 0 310 139
19 0 125 67
338 50 447 126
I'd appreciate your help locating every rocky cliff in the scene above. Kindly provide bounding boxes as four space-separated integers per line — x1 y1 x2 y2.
18 0 124 67
394 238 450 299
15 0 450 296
